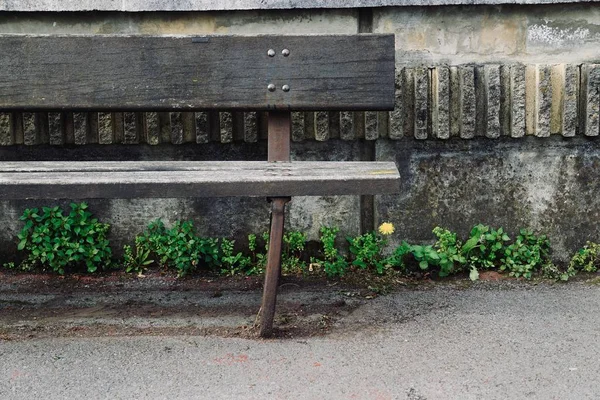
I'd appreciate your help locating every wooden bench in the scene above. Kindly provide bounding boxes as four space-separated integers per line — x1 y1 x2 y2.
0 34 399 336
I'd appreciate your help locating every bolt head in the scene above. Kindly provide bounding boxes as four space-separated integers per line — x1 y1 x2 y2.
268 84 276 92
282 49 290 57
282 85 290 92
267 49 276 57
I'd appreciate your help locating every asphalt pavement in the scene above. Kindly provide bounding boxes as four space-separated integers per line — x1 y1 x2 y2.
1 281 600 399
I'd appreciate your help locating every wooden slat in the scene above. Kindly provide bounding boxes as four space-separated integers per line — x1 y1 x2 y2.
0 35 395 112
0 161 400 199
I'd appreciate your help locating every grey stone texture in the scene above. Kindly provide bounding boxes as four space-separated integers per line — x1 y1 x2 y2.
0 0 593 12
376 136 600 262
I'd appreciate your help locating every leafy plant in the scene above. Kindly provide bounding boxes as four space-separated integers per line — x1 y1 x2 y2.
569 241 600 273
314 226 349 277
462 225 510 270
219 238 252 276
282 231 307 274
432 227 466 276
16 203 112 274
501 229 552 279
348 231 387 274
136 219 219 277
123 236 154 274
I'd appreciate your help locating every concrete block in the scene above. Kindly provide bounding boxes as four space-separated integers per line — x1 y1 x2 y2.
315 111 329 141
339 111 355 141
123 112 138 144
414 67 428 140
582 64 600 137
22 113 36 145
244 112 258 143
0 113 11 146
389 68 403 140
459 66 476 139
365 111 379 141
449 67 461 138
145 112 160 145
510 64 526 138
194 112 210 144
73 112 87 145
563 64 579 137
431 66 450 140
536 65 552 137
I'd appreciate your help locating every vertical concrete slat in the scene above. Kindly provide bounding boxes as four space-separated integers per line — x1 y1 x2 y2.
23 112 37 145
459 66 476 139
48 112 63 145
98 112 113 144
170 112 184 145
401 68 415 139
0 113 12 146
195 112 210 144
414 67 428 140
389 68 404 140
510 64 526 138
291 111 305 142
340 111 355 140
449 66 461 138
563 64 579 137
536 65 552 138
315 111 329 141
73 112 88 145
485 65 501 139
145 112 160 145
430 66 450 140
365 111 379 141
582 64 600 137
550 64 565 136
525 65 538 136
499 65 511 137
123 112 138 144
244 112 258 143
219 111 233 143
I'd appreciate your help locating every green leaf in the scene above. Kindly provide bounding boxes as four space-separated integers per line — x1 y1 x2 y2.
17 239 27 251
419 260 429 270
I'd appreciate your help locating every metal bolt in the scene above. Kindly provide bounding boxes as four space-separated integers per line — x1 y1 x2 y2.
267 49 276 57
282 85 290 92
268 84 276 92
282 49 290 57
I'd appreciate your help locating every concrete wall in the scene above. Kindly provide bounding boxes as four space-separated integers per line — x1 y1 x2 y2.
1 3 600 261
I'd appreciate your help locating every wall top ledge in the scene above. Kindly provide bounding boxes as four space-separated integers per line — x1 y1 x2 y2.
0 0 595 12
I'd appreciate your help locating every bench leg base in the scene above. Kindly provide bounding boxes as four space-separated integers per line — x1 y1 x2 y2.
258 197 290 338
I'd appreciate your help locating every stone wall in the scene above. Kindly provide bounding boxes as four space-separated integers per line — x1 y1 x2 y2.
1 3 599 261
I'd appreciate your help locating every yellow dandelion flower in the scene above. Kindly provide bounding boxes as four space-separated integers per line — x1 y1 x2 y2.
378 222 395 236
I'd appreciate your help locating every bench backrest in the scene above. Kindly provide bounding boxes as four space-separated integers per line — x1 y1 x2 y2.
0 34 395 112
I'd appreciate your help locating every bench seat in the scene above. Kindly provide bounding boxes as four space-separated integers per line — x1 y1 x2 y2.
0 161 400 199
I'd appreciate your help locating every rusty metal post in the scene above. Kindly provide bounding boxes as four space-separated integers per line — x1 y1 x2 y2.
258 111 291 337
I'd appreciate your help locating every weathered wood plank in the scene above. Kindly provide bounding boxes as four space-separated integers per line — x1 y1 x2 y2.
0 161 400 199
0 35 394 112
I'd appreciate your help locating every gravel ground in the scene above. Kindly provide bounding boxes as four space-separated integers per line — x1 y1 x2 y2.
1 274 600 399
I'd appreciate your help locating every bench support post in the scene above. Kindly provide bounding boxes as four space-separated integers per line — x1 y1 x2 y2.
258 111 291 337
